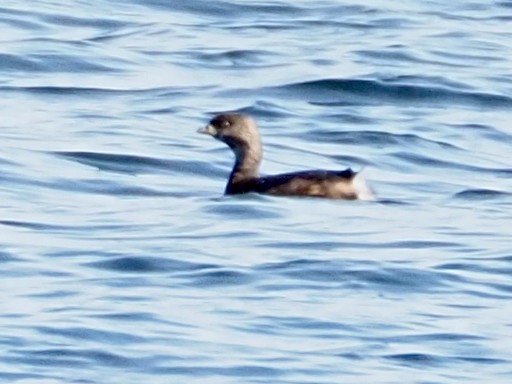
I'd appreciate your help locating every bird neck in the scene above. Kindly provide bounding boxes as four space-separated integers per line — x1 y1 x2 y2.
225 137 262 187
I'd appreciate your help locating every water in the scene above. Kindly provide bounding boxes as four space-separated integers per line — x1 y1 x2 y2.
1 1 512 383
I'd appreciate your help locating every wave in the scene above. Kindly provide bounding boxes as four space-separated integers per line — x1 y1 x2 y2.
271 78 512 108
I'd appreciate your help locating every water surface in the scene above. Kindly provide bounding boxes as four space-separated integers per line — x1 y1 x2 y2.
1 1 512 383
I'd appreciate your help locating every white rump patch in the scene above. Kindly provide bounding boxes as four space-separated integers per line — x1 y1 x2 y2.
353 170 375 201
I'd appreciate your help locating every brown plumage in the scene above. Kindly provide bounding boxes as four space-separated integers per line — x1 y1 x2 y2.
198 113 373 200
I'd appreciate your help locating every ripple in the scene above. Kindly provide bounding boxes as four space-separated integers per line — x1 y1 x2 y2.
0 53 41 72
185 269 253 287
203 199 281 219
0 219 141 234
394 151 512 176
180 49 281 69
257 259 459 293
272 78 512 108
0 250 20 262
36 325 145 344
56 178 173 197
86 256 217 273
384 352 447 366
307 129 457 149
453 189 511 200
153 364 284 378
0 85 133 97
40 13 127 30
13 347 133 368
384 352 507 367
55 151 174 174
138 0 304 18
26 53 123 73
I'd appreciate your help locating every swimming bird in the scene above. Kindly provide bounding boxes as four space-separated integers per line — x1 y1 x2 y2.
198 113 373 200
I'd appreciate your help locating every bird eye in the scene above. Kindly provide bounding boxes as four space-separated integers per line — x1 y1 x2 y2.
221 120 231 129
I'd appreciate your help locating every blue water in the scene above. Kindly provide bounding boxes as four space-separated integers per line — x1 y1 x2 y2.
1 1 512 383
